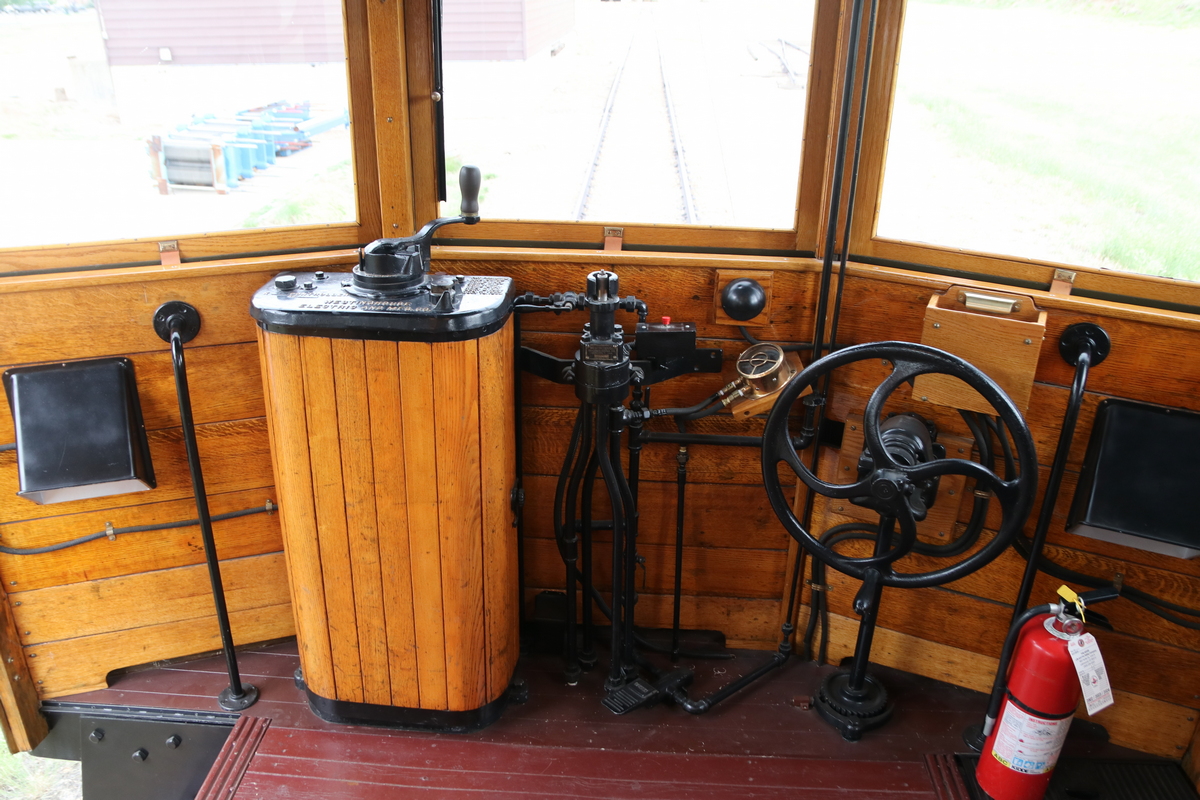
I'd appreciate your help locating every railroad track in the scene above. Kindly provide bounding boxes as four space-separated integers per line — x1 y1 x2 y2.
574 28 697 225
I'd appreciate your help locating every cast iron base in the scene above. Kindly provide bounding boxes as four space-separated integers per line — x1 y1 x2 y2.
299 673 525 734
814 670 893 742
217 683 259 711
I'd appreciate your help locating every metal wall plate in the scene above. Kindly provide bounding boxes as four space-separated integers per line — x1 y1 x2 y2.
79 710 234 800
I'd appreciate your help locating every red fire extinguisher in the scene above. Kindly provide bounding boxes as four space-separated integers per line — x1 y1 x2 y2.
973 586 1116 800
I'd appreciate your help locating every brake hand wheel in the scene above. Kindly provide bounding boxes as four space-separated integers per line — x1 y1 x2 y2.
761 341 1038 589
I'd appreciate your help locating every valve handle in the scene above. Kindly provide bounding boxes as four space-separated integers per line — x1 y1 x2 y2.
459 165 481 220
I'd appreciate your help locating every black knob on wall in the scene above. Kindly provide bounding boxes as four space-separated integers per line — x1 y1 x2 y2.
721 278 767 321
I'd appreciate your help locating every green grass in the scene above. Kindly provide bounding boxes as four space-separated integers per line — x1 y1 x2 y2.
242 158 356 229
889 0 1200 281
921 0 1200 29
0 731 80 800
905 89 1200 279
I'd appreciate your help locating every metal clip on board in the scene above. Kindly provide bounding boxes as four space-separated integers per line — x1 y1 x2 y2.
153 301 259 711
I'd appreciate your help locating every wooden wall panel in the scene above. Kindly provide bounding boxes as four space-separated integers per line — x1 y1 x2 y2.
31 602 295 699
13 553 291 645
0 419 273 525
0 342 265 444
0 488 281 592
0 248 1197 762
0 271 276 364
0 265 292 747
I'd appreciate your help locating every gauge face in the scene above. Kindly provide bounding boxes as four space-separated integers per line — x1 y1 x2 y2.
737 343 785 379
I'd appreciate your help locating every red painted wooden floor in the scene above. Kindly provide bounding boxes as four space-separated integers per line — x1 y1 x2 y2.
58 640 1134 799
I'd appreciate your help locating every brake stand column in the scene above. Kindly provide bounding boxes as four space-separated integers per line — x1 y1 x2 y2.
572 270 636 694
814 515 893 741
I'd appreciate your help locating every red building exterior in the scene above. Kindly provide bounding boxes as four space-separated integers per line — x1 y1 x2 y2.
94 0 573 65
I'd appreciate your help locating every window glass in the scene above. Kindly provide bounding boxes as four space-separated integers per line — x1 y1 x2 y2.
440 0 814 229
0 0 355 250
877 0 1200 281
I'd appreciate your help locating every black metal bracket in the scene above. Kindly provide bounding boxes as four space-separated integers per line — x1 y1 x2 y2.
153 301 201 345
35 703 236 800
1009 321 1110 619
1060 322 1111 368
519 346 722 387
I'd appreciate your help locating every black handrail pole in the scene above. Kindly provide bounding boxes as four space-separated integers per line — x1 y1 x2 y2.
155 301 258 711
1008 323 1110 621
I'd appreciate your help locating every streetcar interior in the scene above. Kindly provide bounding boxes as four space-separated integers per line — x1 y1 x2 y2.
1 1 1199 798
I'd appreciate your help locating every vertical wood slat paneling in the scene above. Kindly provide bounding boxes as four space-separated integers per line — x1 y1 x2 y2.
257 330 336 699
261 327 516 713
0 583 47 752
478 321 519 700
365 340 421 708
399 341 449 710
330 339 391 706
300 337 364 704
434 339 487 711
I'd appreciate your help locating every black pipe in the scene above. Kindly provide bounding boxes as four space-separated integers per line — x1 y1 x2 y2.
157 304 258 712
672 649 789 714
596 408 626 691
672 445 689 660
638 431 760 447
579 452 599 667
844 515 892 692
611 412 640 676
826 0 881 358
1009 341 1093 619
552 406 585 564
562 404 592 685
0 505 273 557
813 0 869 365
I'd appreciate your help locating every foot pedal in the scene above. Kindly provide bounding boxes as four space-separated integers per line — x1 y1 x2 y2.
602 669 694 715
603 678 658 714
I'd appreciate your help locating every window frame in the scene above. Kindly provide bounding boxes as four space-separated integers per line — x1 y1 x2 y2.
842 0 1200 313
4 0 1199 318
409 0 844 258
0 0 387 276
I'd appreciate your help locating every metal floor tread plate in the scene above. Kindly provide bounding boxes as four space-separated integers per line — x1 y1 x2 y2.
952 754 1200 800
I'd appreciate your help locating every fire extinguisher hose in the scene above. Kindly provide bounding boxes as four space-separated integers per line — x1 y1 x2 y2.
980 602 1059 739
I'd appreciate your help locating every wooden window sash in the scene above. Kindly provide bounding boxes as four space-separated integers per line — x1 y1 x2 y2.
403 0 843 258
840 0 1200 312
0 0 385 276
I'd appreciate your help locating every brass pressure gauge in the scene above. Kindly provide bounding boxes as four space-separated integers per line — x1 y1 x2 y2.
728 343 807 418
736 343 796 396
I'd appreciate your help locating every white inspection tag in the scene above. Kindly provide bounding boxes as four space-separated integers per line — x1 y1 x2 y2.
1068 633 1114 715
